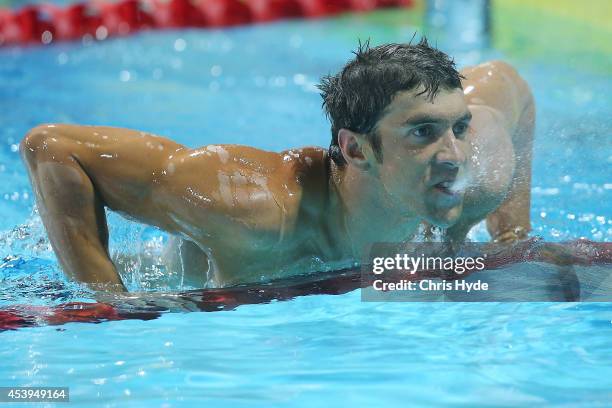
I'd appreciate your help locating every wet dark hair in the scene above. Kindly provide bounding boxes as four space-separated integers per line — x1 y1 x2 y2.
318 37 463 167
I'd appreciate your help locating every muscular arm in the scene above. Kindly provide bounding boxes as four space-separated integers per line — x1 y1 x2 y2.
450 60 535 243
20 124 185 291
486 92 534 242
20 124 290 290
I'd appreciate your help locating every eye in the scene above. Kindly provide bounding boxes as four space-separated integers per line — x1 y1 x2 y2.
452 122 469 138
410 125 435 140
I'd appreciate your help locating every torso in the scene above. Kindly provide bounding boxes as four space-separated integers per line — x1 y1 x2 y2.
162 62 527 286
171 111 517 287
167 118 517 287
161 146 350 287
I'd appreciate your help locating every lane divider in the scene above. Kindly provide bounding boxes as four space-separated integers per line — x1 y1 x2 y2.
0 0 413 46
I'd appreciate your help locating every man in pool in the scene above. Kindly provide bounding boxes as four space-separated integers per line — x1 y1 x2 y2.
20 39 534 291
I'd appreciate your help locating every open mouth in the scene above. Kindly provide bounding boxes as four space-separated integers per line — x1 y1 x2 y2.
433 181 457 195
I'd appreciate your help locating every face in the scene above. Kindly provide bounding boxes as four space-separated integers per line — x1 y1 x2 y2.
371 87 472 227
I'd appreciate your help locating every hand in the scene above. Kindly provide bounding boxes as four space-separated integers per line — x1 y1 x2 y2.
493 226 529 244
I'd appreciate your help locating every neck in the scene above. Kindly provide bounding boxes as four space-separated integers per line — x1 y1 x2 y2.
326 160 421 261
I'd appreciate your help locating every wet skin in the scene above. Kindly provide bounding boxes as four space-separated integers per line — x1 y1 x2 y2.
20 60 534 291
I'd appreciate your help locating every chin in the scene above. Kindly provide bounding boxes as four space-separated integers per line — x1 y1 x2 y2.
424 204 463 228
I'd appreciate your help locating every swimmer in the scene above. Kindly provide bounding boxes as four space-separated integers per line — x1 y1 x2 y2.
20 39 534 291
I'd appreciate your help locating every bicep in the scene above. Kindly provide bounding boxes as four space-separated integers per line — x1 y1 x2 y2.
461 60 533 131
460 62 535 241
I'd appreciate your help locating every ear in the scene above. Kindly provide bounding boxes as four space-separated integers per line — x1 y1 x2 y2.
337 128 371 170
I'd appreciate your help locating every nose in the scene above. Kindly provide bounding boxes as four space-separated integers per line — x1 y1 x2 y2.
433 131 467 169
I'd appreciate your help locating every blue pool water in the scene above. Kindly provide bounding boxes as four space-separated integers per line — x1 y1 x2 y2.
1 10 611 407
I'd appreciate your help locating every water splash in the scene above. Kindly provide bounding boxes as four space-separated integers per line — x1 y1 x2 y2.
0 209 93 306
449 172 473 194
0 207 53 258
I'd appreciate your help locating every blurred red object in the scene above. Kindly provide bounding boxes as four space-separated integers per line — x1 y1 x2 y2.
195 0 251 27
0 0 414 46
0 310 28 330
37 3 89 40
377 0 413 7
0 6 54 45
247 0 303 23
348 0 378 11
92 0 154 36
295 0 346 17
147 0 205 28
46 302 120 324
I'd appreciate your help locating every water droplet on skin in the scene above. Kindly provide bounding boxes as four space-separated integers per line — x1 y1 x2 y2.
218 172 233 207
206 145 229 163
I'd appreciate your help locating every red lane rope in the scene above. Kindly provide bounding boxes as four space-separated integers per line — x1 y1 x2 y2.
0 0 414 46
1 239 610 331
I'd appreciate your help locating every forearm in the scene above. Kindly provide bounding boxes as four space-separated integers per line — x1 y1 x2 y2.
20 126 127 291
486 177 531 242
487 90 535 242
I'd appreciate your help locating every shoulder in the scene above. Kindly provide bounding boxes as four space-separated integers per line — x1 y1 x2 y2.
461 60 528 92
156 144 328 242
160 144 285 219
170 144 327 190
461 60 533 131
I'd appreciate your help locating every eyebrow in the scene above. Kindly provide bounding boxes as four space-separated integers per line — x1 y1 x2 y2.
403 111 472 126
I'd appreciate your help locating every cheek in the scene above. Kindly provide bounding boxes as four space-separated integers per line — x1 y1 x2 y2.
378 136 433 194
380 152 428 196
